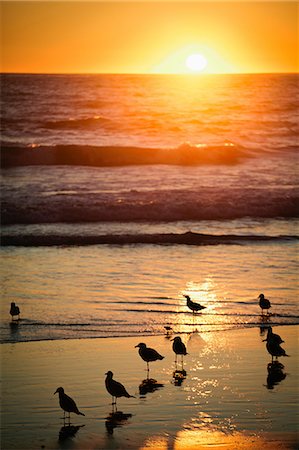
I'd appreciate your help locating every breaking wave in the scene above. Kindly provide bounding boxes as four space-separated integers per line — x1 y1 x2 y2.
1 142 252 167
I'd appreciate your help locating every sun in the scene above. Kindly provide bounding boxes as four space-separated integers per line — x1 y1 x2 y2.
185 53 208 72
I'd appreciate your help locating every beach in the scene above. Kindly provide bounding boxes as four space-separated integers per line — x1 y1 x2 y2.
1 326 298 450
1 1 299 448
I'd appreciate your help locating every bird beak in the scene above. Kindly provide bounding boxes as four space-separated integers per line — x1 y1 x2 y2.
54 389 58 395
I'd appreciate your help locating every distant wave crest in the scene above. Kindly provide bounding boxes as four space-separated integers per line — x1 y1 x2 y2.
2 231 298 247
42 116 112 130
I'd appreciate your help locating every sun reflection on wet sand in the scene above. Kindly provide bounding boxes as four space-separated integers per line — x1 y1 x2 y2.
140 428 297 450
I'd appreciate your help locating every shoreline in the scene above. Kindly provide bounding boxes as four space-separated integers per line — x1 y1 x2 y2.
1 322 298 345
2 326 298 449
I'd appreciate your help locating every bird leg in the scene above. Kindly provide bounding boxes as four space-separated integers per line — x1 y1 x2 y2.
112 399 117 413
146 362 150 379
181 355 184 370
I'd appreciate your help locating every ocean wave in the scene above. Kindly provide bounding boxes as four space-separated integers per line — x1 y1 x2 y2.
1 142 251 168
42 116 112 130
1 231 297 247
2 193 298 224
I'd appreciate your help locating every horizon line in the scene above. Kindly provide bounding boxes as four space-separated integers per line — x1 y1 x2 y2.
1 71 298 76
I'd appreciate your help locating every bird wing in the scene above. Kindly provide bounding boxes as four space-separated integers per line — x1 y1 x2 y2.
64 394 80 413
112 379 131 397
150 348 164 360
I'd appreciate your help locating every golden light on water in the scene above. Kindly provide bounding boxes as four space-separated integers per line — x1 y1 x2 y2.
183 279 218 309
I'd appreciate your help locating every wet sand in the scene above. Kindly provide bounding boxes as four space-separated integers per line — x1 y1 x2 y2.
1 326 298 449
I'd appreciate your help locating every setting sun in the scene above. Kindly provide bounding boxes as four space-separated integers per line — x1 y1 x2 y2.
1 2 297 74
185 53 208 72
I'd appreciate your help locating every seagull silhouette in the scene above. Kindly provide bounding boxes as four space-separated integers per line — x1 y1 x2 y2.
264 332 289 362
184 295 206 314
135 343 164 377
171 336 187 368
258 293 271 314
10 302 20 320
54 387 85 422
105 371 135 408
263 326 284 345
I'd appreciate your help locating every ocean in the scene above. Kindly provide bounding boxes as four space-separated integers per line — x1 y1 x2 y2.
1 73 298 343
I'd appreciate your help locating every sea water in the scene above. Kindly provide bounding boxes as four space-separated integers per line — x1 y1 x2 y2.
1 73 298 343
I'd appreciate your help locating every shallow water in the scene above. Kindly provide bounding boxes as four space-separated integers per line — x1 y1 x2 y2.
1 239 298 343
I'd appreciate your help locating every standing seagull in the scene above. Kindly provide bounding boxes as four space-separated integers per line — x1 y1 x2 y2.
105 371 135 409
264 333 289 362
263 326 284 345
135 343 164 378
258 293 271 315
10 302 20 320
54 387 85 422
171 336 187 369
184 295 206 314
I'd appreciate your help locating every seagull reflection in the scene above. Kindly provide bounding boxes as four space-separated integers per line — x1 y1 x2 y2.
265 361 287 390
105 410 132 435
139 378 164 396
9 321 20 336
173 369 187 386
58 424 85 442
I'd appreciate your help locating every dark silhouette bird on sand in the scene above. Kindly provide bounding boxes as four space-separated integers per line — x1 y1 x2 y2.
171 336 187 367
10 302 20 320
258 293 271 314
184 295 206 314
105 371 135 407
54 387 85 421
135 343 164 377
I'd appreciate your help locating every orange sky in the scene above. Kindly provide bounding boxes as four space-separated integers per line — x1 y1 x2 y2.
1 1 298 74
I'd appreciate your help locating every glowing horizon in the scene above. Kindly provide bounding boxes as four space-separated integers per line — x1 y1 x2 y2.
1 2 298 75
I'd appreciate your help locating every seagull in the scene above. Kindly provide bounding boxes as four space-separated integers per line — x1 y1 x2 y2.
171 336 187 368
135 343 164 377
164 326 173 333
258 293 271 314
264 333 289 362
54 387 85 422
263 326 284 345
105 371 135 408
10 302 20 320
184 295 206 314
